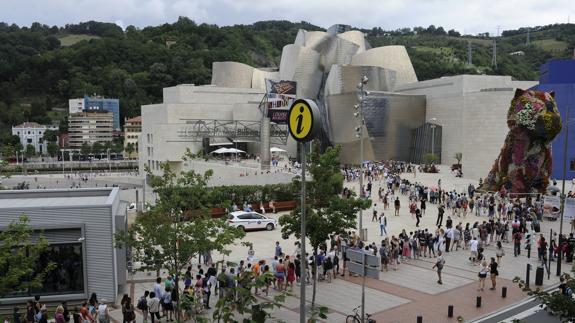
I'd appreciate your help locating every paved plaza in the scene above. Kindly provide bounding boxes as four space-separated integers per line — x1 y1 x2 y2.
3 165 571 322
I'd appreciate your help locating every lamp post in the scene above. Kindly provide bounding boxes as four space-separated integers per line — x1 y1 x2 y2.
557 107 572 276
107 148 111 173
355 75 369 241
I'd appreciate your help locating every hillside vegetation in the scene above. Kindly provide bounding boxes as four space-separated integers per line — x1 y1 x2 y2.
0 19 573 146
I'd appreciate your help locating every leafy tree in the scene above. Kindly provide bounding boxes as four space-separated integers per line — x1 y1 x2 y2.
454 152 463 165
423 153 439 164
212 269 287 323
24 144 36 158
279 146 370 307
125 142 135 159
42 129 58 143
80 142 92 156
0 215 54 297
92 142 104 158
1 145 15 160
47 142 59 157
115 163 245 322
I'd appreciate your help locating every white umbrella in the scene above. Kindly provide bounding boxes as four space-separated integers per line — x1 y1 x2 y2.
270 147 287 153
226 148 245 154
211 148 230 154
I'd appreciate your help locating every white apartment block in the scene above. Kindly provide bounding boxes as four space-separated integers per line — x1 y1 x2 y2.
12 122 58 154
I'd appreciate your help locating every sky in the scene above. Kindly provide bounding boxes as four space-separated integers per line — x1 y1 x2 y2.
0 0 573 35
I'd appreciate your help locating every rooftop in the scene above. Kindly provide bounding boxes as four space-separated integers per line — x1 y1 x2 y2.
0 188 118 209
12 122 48 129
125 116 142 123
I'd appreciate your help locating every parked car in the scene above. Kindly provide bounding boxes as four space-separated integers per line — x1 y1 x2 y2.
228 211 277 231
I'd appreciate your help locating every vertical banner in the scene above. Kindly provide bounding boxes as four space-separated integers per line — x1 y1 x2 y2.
265 79 297 124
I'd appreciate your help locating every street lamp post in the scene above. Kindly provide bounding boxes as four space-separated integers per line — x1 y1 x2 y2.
557 106 572 276
107 148 111 173
355 75 369 241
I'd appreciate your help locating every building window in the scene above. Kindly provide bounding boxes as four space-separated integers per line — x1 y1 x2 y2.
1 243 84 298
27 138 32 144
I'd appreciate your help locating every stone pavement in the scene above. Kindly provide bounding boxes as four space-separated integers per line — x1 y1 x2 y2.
6 167 571 322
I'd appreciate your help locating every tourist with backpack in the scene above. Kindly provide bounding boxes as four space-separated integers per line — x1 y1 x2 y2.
136 291 149 322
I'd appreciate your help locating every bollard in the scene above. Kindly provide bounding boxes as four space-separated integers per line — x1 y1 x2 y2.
476 296 482 308
526 263 531 288
448 305 454 318
502 286 507 298
417 316 423 323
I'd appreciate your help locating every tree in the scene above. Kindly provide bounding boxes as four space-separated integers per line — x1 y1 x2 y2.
454 152 463 165
279 146 369 307
24 144 36 158
42 129 58 143
91 142 104 158
0 215 53 297
80 142 92 157
514 273 575 321
47 142 59 157
125 142 135 159
115 162 245 322
423 153 439 164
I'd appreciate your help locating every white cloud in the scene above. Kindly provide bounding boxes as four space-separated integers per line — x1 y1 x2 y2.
0 0 572 35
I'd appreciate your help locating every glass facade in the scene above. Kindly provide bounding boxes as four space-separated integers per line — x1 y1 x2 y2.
1 243 84 298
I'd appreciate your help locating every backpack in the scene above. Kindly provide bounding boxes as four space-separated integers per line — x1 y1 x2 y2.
137 297 147 310
567 287 573 298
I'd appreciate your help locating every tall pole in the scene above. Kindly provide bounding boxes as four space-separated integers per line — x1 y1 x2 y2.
558 106 570 276
361 253 366 323
357 76 367 240
299 141 307 323
61 150 65 174
15 150 19 165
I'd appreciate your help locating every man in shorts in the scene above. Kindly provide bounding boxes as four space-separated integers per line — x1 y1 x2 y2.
432 251 445 284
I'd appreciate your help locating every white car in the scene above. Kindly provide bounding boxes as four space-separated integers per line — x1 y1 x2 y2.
228 211 278 231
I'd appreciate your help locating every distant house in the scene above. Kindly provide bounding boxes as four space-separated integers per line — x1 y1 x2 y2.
12 122 58 154
123 116 141 158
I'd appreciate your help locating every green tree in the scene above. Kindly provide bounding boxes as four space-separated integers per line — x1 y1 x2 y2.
423 153 439 164
24 144 36 158
115 163 245 322
279 146 370 307
42 129 58 143
0 215 53 297
1 145 15 160
125 142 135 159
47 142 59 157
454 152 463 165
80 142 92 157
92 142 104 158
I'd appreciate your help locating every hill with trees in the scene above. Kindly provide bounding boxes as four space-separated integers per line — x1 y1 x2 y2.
0 19 573 148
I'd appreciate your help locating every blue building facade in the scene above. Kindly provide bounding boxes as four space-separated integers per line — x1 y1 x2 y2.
83 95 120 130
532 60 575 180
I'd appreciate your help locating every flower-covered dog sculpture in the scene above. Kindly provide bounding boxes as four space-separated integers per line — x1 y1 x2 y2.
483 89 562 194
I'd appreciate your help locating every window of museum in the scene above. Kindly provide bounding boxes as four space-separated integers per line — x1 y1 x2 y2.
0 242 85 298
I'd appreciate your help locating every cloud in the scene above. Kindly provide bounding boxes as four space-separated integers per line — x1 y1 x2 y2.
0 0 572 35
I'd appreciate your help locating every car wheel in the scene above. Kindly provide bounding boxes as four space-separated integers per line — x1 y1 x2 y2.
237 225 246 232
266 223 274 231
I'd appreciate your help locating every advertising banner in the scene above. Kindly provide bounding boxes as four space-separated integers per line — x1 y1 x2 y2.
543 195 575 220
265 79 296 124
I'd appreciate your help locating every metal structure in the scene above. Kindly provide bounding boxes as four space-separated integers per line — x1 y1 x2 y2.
176 119 288 145
347 249 380 322
355 75 368 240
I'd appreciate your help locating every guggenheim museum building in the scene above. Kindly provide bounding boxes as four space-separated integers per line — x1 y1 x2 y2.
140 24 540 181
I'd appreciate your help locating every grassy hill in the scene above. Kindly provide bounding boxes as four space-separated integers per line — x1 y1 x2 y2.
57 33 101 46
0 20 573 146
